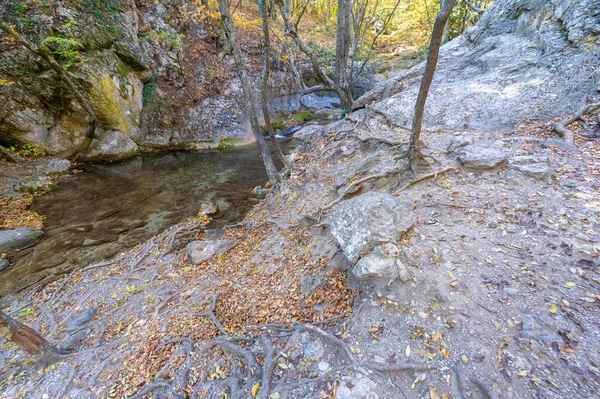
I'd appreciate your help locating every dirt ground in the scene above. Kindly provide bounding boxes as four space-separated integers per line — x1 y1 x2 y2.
0 113 599 399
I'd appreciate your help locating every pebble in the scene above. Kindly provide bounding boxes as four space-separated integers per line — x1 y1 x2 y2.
0 258 8 272
318 362 330 372
418 312 428 319
503 287 519 296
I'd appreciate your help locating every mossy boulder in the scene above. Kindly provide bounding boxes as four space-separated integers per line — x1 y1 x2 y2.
0 228 44 254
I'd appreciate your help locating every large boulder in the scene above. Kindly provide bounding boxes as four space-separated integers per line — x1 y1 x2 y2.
78 131 139 162
328 192 415 263
0 228 44 254
356 0 600 132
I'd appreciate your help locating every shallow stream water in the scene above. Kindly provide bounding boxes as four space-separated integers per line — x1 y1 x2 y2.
0 143 294 301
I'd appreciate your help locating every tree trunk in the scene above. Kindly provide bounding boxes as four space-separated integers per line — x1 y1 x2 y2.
257 0 292 171
0 310 60 363
0 22 97 158
275 0 349 107
334 0 353 111
408 0 456 172
216 0 281 185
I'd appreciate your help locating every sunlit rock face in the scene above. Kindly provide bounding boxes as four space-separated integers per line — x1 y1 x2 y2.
364 0 600 133
0 0 301 159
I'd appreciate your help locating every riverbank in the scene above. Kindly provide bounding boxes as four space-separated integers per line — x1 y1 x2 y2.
0 141 298 302
1 113 598 398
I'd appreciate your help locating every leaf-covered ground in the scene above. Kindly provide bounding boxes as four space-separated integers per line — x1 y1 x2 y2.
0 114 599 398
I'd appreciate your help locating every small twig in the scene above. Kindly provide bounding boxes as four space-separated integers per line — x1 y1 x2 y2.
396 167 456 192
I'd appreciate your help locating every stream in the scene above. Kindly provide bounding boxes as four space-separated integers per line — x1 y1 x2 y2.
0 142 295 302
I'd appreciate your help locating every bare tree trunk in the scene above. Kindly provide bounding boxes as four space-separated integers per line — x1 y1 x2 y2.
408 0 456 172
275 0 349 107
334 0 353 110
216 0 281 185
0 22 97 158
257 0 291 170
0 310 60 363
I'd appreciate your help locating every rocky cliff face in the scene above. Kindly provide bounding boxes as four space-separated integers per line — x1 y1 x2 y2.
0 0 301 160
360 0 600 132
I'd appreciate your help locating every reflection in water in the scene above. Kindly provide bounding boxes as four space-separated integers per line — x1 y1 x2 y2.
0 144 293 301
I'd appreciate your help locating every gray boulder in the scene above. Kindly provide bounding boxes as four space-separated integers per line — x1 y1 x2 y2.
0 228 44 254
186 240 238 265
337 375 379 399
353 245 409 281
78 131 139 162
328 192 415 263
355 0 599 133
507 156 552 180
67 309 97 328
0 258 8 272
293 125 326 141
14 176 57 193
456 145 508 170
45 158 72 174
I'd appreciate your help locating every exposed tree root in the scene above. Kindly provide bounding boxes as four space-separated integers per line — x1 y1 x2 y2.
554 102 600 145
471 376 499 399
395 167 457 193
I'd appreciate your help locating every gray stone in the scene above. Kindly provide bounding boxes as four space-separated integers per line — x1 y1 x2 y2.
186 240 238 265
82 239 100 247
303 339 324 361
45 158 71 174
14 176 57 193
508 156 552 180
328 192 415 263
503 287 519 296
446 136 474 153
67 309 97 328
293 124 326 141
57 330 88 352
0 228 44 254
78 131 139 162
456 145 508 170
352 246 407 281
337 375 379 399
520 314 559 344
0 258 8 272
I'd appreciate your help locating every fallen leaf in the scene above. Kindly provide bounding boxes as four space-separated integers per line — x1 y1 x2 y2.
565 282 577 288
549 304 557 314
251 382 260 397
429 386 440 399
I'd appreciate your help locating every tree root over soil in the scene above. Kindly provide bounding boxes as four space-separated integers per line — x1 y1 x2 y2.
554 102 600 145
132 304 436 399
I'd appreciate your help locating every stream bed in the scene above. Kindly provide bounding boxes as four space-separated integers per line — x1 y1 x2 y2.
0 143 294 301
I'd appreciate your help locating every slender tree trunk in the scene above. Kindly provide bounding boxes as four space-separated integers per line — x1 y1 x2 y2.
216 0 281 185
275 0 348 107
257 0 291 170
0 22 97 151
440 0 449 44
334 0 353 110
0 310 60 363
408 0 456 172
